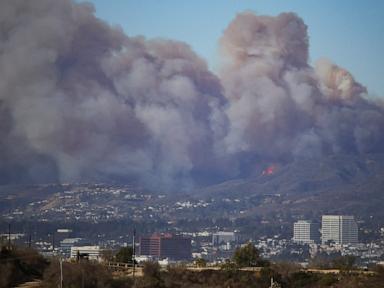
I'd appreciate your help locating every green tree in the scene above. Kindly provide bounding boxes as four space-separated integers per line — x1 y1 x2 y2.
136 261 165 288
331 255 356 271
115 246 133 263
42 260 132 288
195 258 207 268
232 242 262 267
220 259 237 270
101 249 114 262
0 246 48 288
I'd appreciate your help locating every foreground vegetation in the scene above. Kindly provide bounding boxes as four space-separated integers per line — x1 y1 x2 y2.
1 245 384 288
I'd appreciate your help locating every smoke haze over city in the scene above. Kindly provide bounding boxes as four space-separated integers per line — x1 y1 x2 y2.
1 0 384 190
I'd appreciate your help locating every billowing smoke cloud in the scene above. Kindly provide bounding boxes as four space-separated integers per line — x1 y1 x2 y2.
0 0 227 188
0 2 384 189
315 58 367 101
220 12 384 166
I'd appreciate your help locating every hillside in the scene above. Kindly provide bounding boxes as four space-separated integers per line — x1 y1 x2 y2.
1 154 384 240
193 154 384 221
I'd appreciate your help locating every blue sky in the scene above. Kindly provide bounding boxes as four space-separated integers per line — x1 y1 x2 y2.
88 0 384 97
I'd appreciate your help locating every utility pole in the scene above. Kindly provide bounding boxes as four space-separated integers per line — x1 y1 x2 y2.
81 268 85 288
59 258 63 288
8 223 11 249
28 233 32 248
132 228 136 279
52 231 55 253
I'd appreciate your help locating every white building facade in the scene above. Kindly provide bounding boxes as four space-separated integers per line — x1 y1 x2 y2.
70 246 101 261
293 220 320 244
321 215 358 245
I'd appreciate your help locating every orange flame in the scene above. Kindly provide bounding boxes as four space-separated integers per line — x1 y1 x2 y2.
262 164 277 176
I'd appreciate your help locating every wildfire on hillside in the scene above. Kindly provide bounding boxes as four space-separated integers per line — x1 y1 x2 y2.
262 164 277 176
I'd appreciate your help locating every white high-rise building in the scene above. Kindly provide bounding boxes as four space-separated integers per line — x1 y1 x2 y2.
321 215 358 245
293 220 320 244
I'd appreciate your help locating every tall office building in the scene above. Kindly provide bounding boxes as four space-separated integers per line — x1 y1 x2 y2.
321 215 358 245
293 220 320 244
139 233 191 260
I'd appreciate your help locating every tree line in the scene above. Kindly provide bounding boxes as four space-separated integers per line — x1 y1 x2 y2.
1 243 384 288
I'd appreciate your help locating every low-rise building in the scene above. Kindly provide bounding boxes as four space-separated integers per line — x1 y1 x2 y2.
212 232 238 246
70 246 101 261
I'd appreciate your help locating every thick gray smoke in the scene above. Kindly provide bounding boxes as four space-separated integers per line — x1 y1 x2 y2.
0 0 227 188
220 12 384 164
0 2 383 189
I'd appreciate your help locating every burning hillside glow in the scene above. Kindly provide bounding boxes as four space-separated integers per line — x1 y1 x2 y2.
262 165 277 176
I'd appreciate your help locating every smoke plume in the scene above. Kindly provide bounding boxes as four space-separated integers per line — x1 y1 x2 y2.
0 2 383 189
0 0 226 188
220 12 384 165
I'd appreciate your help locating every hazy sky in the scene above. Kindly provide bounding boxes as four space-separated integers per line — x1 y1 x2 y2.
87 0 384 97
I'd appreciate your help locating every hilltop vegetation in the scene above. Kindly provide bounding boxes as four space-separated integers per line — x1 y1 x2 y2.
2 245 384 287
0 246 48 287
